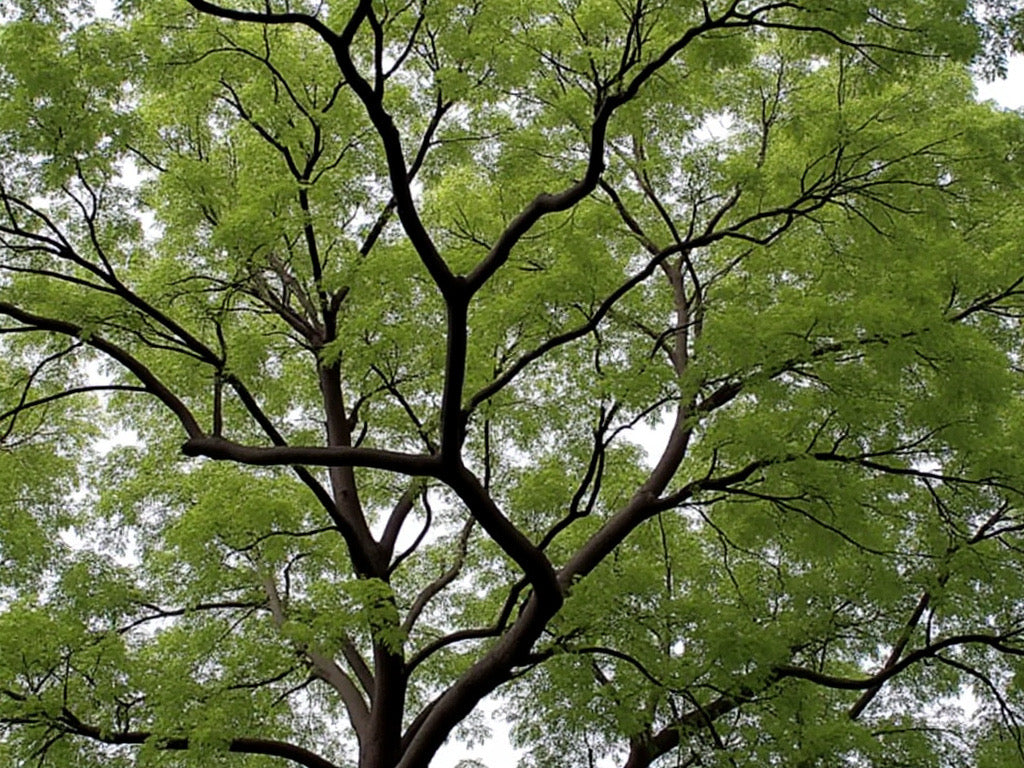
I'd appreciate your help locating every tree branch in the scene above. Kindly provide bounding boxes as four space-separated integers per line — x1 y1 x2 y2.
58 714 341 768
181 435 440 475
263 574 370 737
0 302 203 438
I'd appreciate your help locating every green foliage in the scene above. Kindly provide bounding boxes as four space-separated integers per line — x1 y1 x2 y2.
3 2 1024 768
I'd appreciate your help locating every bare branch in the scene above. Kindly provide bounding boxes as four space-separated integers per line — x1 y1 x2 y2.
181 434 440 475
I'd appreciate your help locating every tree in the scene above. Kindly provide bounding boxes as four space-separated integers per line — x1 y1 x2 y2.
3 0 1024 765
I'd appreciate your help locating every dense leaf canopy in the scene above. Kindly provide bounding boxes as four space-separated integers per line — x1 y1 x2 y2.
3 1 1024 767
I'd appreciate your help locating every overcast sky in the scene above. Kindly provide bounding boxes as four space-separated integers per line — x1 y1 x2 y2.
977 55 1024 108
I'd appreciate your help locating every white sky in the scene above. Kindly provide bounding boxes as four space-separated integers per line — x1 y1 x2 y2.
976 55 1024 108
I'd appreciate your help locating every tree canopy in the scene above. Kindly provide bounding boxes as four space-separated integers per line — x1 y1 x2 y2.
3 1 1024 766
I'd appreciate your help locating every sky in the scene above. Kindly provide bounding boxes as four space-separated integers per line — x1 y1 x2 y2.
976 55 1024 108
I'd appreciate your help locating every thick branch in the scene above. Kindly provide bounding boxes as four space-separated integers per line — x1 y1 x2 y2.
318 364 381 576
325 0 454 293
181 435 440 475
446 464 561 612
60 714 340 768
184 0 338 40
